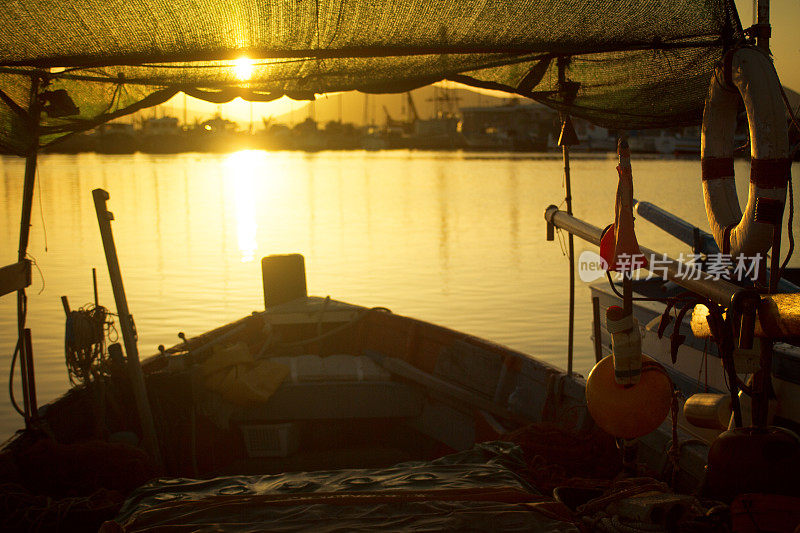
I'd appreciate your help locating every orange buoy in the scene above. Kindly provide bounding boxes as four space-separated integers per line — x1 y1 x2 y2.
586 354 673 439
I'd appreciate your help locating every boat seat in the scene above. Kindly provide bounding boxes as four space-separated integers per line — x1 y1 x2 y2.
230 381 424 422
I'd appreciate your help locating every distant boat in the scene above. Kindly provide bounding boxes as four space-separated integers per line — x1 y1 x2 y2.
186 115 244 152
460 102 553 151
139 116 188 154
93 123 139 154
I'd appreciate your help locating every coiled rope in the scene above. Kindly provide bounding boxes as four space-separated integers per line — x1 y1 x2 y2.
64 304 117 385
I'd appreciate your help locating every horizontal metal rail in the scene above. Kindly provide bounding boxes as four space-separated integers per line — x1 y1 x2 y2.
634 200 718 255
544 205 742 307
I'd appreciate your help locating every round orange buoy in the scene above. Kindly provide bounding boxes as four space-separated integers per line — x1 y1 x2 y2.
586 355 673 439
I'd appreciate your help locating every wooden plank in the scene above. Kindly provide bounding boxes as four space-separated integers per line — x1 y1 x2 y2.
367 350 529 424
434 340 503 398
264 296 362 325
93 188 162 468
0 260 31 297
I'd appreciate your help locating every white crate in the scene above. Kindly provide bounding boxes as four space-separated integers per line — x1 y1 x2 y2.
241 423 299 457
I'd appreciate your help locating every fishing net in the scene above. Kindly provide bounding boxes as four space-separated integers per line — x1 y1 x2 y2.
0 0 744 154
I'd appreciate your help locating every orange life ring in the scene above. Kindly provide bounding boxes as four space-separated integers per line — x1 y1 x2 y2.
701 47 791 258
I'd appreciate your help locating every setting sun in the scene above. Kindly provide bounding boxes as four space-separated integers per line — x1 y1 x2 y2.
233 56 254 81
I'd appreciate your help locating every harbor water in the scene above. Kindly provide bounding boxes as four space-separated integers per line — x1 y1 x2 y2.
1 151 798 439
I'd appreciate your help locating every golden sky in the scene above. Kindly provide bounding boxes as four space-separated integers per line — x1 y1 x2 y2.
736 0 800 91
167 0 800 125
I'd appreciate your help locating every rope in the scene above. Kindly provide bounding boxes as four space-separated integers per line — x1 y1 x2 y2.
555 226 568 257
577 478 670 516
26 253 45 295
665 391 682 488
64 304 116 385
35 165 47 252
8 338 24 416
0 483 120 532
779 85 797 274
780 176 794 273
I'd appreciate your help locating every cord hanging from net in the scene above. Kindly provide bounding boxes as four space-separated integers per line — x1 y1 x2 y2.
64 304 117 385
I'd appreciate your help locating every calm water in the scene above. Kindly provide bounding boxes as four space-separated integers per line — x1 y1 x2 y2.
2 151 798 438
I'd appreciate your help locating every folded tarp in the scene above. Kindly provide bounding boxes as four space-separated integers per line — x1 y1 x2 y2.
102 442 579 532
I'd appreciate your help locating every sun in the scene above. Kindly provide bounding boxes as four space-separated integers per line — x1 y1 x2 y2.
233 56 254 81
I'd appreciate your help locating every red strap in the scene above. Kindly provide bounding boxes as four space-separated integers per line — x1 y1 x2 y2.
722 225 735 255
750 158 791 189
702 157 735 180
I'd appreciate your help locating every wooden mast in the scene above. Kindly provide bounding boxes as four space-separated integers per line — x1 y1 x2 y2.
15 75 41 426
92 188 163 467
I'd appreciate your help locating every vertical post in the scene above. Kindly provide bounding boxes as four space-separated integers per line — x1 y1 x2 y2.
92 267 99 307
23 329 37 420
756 0 770 51
592 296 603 363
757 0 778 428
622 438 638 475
558 57 580 377
92 188 162 467
19 335 30 423
563 140 575 376
751 339 773 427
17 77 41 265
623 273 633 316
16 75 41 426
559 115 579 376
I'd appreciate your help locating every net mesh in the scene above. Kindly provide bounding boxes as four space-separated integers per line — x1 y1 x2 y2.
0 0 744 154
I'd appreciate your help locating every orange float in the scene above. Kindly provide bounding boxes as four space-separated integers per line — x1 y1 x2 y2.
586 354 673 439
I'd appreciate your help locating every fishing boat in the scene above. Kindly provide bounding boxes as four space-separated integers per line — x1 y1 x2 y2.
1 0 799 531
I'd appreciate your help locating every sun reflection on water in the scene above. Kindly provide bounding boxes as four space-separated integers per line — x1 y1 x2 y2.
224 150 262 262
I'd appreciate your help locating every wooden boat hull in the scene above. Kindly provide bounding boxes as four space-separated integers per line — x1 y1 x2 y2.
1 295 712 531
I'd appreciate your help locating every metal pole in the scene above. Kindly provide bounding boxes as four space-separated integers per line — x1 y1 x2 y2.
756 0 776 429
16 75 41 425
557 56 579 377
558 114 579 376
544 206 745 306
563 140 575 376
92 188 162 467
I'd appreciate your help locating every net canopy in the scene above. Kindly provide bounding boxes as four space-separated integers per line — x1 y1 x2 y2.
0 0 744 155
